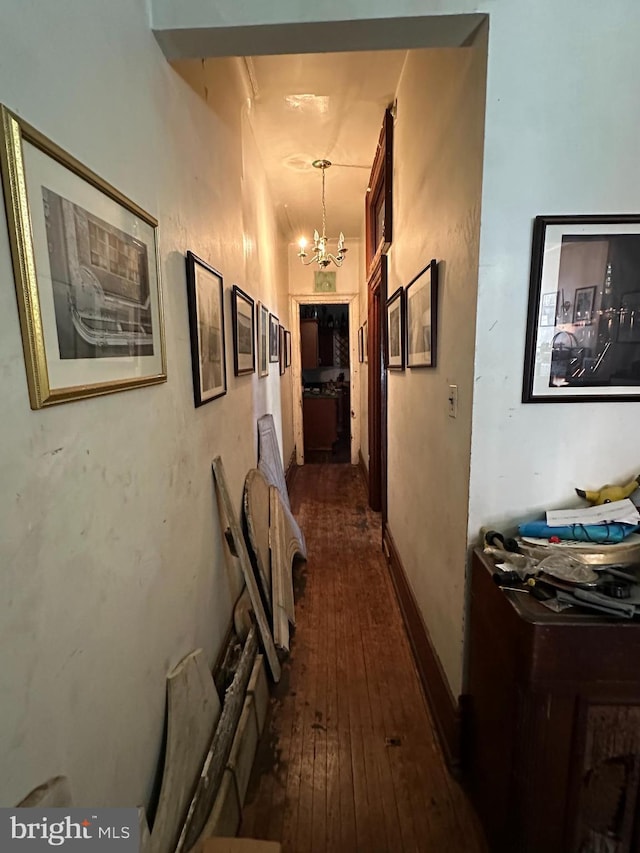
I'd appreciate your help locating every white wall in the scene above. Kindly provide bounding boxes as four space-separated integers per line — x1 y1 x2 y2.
386 41 486 696
0 2 289 808
469 0 640 536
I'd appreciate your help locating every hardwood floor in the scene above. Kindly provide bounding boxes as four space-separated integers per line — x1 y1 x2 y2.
240 464 487 853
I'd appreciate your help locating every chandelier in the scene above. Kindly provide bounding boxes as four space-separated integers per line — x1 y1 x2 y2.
298 159 347 268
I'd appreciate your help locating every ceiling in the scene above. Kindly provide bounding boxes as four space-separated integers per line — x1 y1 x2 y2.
239 51 407 243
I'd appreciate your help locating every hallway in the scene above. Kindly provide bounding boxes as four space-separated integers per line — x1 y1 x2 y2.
240 464 487 852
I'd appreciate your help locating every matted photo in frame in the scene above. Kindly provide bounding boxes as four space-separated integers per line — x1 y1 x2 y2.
279 325 286 375
185 251 226 406
406 259 438 368
523 214 640 402
269 312 279 362
284 330 291 368
231 285 255 376
258 302 269 377
0 104 166 409
386 286 405 370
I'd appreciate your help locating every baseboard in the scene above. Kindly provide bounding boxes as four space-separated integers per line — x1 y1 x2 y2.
358 449 369 490
383 524 462 773
285 449 298 492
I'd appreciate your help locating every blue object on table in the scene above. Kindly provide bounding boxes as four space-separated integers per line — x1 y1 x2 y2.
517 521 639 544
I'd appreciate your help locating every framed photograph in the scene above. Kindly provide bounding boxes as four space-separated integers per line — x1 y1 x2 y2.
358 325 364 363
284 330 291 368
523 214 640 402
279 325 286 375
385 286 405 370
0 104 166 409
185 252 226 406
257 302 269 377
540 292 558 326
406 259 438 368
314 271 336 293
269 313 279 362
572 286 596 324
231 285 255 376
363 320 368 364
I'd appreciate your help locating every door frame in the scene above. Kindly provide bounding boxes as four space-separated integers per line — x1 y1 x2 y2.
367 253 388 514
290 293 361 466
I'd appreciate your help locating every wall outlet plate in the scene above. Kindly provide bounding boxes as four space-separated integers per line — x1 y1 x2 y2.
448 385 458 418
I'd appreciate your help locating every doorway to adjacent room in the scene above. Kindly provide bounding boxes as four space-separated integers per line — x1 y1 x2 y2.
289 293 360 467
300 303 350 463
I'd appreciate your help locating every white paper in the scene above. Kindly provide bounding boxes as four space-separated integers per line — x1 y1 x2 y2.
546 498 640 527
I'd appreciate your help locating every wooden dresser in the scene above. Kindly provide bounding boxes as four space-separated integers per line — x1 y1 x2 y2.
466 548 640 853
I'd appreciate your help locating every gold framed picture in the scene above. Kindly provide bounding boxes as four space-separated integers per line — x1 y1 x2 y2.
0 105 166 409
314 271 336 293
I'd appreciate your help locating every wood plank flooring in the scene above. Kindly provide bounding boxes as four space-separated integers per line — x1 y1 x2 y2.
240 464 487 853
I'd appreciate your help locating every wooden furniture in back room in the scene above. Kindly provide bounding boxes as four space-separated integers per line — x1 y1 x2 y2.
466 548 640 853
302 395 338 452
300 318 319 369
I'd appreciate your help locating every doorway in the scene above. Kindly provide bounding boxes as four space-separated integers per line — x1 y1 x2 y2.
300 303 350 463
290 293 360 467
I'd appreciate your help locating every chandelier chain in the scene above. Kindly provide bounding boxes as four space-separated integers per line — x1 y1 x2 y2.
321 165 327 238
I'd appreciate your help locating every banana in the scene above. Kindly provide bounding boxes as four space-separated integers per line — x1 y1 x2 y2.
575 474 640 505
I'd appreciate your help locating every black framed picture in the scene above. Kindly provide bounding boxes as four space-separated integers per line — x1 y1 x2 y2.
572 286 596 324
231 285 255 376
257 302 269 377
406 259 438 368
385 286 405 370
523 214 640 402
284 330 291 368
358 326 364 363
363 320 368 364
279 325 286 375
269 313 279 362
185 251 227 406
540 292 558 327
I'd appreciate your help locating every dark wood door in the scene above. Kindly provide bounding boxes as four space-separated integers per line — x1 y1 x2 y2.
367 254 387 514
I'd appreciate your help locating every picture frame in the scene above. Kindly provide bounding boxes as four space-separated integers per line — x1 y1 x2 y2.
284 330 291 368
523 214 640 403
231 285 255 376
185 252 227 406
0 104 166 409
257 302 269 377
406 259 438 368
540 292 558 327
279 324 286 375
363 320 368 364
572 286 596 324
314 271 336 293
385 286 405 370
269 313 279 362
358 325 364 363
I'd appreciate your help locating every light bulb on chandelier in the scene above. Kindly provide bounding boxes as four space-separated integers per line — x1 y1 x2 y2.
298 159 348 269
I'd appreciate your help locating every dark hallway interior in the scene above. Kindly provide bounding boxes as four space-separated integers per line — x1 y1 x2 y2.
240 464 487 852
301 304 350 465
